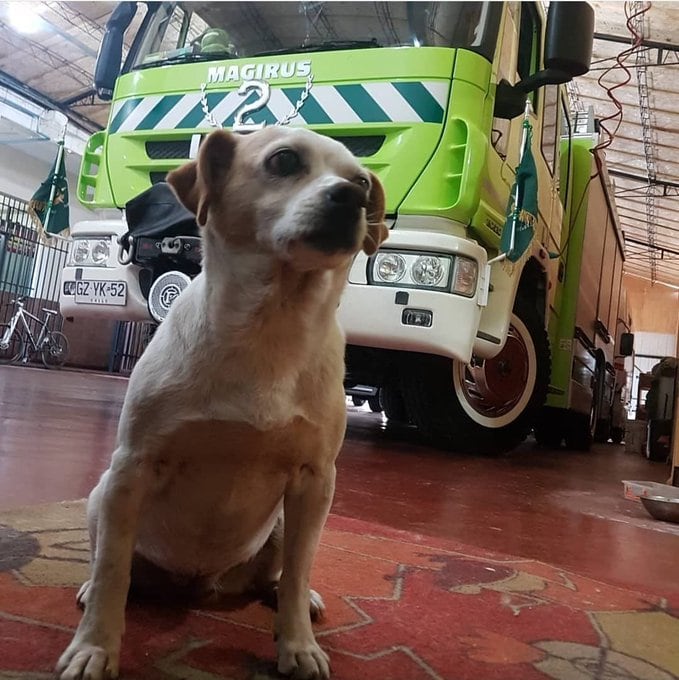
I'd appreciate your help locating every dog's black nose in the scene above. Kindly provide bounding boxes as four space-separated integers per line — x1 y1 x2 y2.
306 181 366 254
326 182 367 212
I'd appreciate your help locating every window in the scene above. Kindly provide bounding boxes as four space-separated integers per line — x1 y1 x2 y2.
541 85 559 175
517 3 541 108
517 3 540 81
128 2 503 71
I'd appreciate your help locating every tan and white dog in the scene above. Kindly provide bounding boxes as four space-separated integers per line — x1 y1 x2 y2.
56 127 387 680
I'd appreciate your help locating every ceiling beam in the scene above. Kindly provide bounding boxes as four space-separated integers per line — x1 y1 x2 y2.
0 69 101 134
594 32 679 52
608 168 679 190
624 236 679 257
60 88 97 107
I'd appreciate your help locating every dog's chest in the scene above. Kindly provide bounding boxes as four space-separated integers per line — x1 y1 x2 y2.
151 418 307 494
135 418 313 573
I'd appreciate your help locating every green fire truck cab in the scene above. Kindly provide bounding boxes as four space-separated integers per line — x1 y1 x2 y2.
61 2 622 453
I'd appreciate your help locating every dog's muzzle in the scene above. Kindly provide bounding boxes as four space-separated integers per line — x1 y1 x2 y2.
305 181 367 253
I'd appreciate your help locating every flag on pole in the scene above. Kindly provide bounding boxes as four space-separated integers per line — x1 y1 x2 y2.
28 141 70 238
499 114 538 263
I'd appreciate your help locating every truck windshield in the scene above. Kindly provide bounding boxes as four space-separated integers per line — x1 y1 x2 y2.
128 2 502 70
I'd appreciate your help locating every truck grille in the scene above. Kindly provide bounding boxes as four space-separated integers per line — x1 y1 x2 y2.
332 136 385 157
146 140 192 160
145 135 385 164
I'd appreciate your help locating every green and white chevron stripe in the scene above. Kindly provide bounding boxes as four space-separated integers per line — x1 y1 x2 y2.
109 81 448 133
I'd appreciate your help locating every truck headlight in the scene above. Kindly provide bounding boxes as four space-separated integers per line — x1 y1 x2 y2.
91 240 110 264
370 250 474 294
68 238 111 267
412 256 445 286
374 253 406 283
72 240 90 264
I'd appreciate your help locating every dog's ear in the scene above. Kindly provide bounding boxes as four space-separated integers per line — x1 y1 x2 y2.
362 171 388 255
167 130 236 227
166 160 201 219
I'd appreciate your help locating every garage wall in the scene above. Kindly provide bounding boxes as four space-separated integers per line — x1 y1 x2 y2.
0 142 95 226
624 273 678 416
625 273 679 339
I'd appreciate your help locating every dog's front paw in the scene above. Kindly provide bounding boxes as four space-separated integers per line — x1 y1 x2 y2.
56 638 119 680
277 637 330 679
309 589 325 622
76 580 91 610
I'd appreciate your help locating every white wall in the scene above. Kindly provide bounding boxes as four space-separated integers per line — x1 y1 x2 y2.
0 141 97 225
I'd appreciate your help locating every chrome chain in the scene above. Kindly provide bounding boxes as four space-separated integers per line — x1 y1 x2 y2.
199 82 221 128
276 73 314 126
198 73 314 129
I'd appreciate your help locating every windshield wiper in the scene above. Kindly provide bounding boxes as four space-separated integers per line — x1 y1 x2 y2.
253 40 381 58
135 51 235 71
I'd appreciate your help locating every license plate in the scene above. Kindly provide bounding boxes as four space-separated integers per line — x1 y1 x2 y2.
74 280 127 306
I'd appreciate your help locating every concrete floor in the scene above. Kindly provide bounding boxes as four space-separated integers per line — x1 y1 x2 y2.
1 365 677 600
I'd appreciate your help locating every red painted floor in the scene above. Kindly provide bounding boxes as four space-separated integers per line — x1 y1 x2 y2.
1 365 677 600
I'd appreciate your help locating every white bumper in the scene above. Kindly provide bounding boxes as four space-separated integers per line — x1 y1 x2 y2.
338 230 487 364
59 219 152 322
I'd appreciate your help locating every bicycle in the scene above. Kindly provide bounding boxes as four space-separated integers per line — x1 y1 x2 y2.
0 297 69 368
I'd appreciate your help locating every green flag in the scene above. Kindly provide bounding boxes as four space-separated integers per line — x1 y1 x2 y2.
499 119 537 262
28 141 70 238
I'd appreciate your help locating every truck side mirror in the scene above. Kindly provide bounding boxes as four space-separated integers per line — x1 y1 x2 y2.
544 2 595 78
620 332 635 357
516 1 594 93
94 2 138 101
494 79 527 120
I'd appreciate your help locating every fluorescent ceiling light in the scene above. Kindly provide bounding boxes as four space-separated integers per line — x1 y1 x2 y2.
7 2 44 35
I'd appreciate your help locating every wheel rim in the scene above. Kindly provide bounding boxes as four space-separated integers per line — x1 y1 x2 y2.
453 314 537 428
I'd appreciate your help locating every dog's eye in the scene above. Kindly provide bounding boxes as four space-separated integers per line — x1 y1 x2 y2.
355 176 370 191
266 149 303 177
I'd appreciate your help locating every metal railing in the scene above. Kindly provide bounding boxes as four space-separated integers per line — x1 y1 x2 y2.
108 320 156 375
0 191 68 333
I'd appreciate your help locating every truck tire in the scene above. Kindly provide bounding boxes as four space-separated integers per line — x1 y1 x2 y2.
534 409 564 449
565 362 603 451
380 382 410 424
610 426 624 445
368 394 382 413
401 297 550 454
592 364 610 443
564 412 592 451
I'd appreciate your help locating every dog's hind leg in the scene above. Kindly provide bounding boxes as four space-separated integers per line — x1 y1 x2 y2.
205 514 326 621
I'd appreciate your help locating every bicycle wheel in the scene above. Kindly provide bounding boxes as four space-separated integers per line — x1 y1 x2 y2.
41 331 69 368
0 324 25 364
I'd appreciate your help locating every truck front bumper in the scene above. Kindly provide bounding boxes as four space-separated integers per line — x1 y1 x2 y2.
338 229 487 364
60 263 151 321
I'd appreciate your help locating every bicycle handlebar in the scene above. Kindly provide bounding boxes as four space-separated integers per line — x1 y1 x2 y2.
10 297 26 304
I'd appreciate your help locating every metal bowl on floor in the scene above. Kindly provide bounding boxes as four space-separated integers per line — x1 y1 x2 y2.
640 495 679 524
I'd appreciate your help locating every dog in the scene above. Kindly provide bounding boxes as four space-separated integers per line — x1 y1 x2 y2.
56 126 387 680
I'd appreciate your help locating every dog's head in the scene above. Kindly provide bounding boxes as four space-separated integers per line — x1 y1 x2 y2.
167 127 388 270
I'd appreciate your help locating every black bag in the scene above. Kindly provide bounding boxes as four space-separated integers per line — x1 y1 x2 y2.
119 183 202 273
121 182 199 245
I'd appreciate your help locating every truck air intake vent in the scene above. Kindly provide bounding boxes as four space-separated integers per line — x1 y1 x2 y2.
329 136 385 157
146 140 192 160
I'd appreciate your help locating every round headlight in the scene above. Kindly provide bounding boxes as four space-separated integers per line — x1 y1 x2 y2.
375 253 406 283
73 240 90 264
412 256 444 286
91 240 110 265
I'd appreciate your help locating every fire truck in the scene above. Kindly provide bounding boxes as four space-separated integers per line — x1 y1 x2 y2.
59 2 632 452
